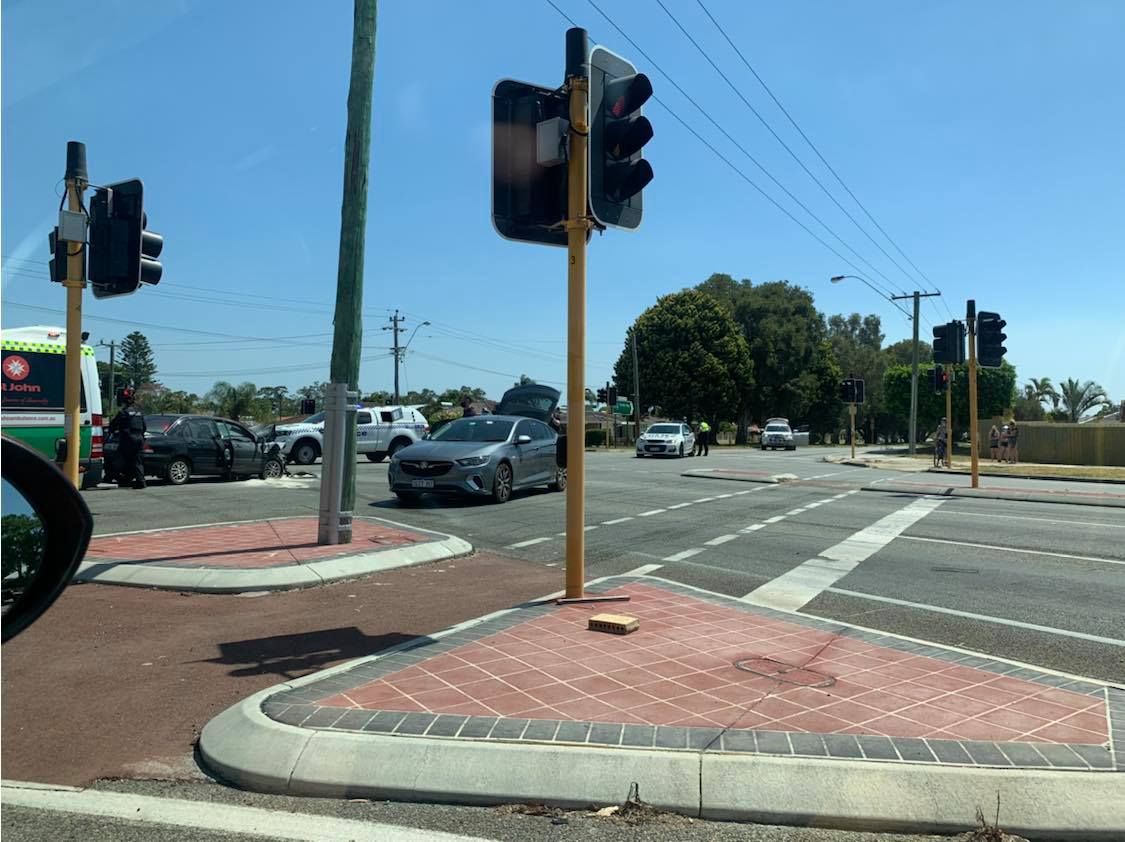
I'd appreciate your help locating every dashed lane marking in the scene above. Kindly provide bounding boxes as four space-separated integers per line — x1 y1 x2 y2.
508 537 553 549
763 515 786 524
601 516 634 525
704 534 739 546
898 535 1125 566
622 563 664 576
667 502 693 510
663 548 705 562
638 509 666 517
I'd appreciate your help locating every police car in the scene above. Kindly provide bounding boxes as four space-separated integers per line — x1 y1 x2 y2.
273 405 429 465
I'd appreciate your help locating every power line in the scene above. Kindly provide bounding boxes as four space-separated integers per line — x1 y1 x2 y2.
656 0 915 297
580 0 911 311
693 0 956 317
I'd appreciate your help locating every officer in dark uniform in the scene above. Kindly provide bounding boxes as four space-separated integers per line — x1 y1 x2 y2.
461 396 477 418
109 388 147 488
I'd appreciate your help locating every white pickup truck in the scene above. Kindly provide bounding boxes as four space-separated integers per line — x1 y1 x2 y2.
273 405 429 465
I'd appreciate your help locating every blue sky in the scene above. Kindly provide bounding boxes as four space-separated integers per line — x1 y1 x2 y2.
4 0 1123 404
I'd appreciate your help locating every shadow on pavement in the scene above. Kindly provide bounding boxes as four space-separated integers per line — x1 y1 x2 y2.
367 487 556 511
195 627 418 679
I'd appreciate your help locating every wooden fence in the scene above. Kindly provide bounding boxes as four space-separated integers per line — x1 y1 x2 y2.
976 420 1125 466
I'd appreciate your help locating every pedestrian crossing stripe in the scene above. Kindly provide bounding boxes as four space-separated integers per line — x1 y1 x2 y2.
2 340 95 356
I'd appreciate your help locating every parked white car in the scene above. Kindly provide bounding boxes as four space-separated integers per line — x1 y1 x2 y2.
274 405 429 465
636 423 696 458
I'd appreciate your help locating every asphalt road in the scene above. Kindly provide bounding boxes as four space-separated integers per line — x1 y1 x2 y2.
80 445 1125 682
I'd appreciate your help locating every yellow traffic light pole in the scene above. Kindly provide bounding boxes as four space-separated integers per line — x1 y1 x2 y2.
564 37 591 601
849 402 856 460
967 301 980 488
62 142 88 488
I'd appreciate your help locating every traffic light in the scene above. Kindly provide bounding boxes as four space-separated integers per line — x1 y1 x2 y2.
589 46 654 230
853 378 866 404
300 398 316 415
47 228 68 282
931 364 950 393
932 321 965 364
596 387 608 404
89 179 164 299
977 311 1007 368
492 80 569 247
607 386 617 406
840 378 855 403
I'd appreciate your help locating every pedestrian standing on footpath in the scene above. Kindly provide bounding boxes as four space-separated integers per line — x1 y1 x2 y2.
989 424 1001 462
999 424 1010 463
698 420 711 456
1008 420 1019 464
934 418 948 467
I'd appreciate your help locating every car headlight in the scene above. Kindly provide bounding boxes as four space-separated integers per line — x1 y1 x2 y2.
456 455 490 467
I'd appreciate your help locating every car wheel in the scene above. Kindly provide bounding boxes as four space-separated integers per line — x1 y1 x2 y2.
260 456 284 480
787 445 797 451
492 461 513 504
549 467 567 492
760 445 766 451
292 440 319 465
165 458 191 486
388 437 412 458
366 451 387 463
395 491 421 506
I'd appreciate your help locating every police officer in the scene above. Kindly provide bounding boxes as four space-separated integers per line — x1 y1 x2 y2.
697 419 711 456
461 396 477 418
109 388 147 488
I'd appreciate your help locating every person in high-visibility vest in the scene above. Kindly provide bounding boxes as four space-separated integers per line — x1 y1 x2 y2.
697 420 711 456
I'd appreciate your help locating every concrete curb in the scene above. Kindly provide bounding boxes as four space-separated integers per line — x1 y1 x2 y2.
73 530 473 593
927 467 1125 486
199 689 1125 839
863 482 1125 509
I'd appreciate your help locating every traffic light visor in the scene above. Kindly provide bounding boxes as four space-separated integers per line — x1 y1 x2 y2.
604 73 652 118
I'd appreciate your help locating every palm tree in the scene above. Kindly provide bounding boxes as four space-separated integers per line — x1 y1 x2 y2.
1028 376 1059 409
1058 378 1109 423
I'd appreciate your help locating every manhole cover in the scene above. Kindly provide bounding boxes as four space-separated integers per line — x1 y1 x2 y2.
734 657 835 688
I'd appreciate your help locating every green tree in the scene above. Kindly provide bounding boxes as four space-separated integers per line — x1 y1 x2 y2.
206 381 266 420
884 339 932 367
256 385 294 419
883 361 1016 442
1014 393 1046 421
1 513 45 592
297 381 329 403
794 341 843 441
696 274 833 441
613 289 752 425
118 331 157 389
1027 376 1060 410
828 313 886 441
1057 378 1110 422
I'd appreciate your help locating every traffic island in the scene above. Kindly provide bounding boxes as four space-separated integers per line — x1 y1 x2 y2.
75 516 471 592
200 575 1125 838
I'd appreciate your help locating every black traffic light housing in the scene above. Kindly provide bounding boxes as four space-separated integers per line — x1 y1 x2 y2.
930 364 950 393
932 321 966 365
492 80 569 247
607 386 618 406
596 387 608 404
300 398 316 415
854 378 866 404
976 311 1007 368
47 228 70 283
589 46 653 230
840 378 855 403
89 179 163 299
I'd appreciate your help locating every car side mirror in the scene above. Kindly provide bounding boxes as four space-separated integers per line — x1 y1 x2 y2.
516 435 532 445
2 437 93 644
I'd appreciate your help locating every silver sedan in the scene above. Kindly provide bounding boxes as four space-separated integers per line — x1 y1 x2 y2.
635 423 696 458
389 415 564 504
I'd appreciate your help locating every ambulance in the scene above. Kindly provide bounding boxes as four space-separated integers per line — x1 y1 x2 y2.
1 325 105 489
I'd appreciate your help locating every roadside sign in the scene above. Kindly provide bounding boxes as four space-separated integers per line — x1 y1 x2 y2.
613 400 633 415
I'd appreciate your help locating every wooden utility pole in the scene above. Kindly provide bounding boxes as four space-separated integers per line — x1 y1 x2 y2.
328 0 377 524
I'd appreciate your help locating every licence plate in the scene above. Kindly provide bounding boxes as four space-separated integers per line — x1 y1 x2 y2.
411 479 434 489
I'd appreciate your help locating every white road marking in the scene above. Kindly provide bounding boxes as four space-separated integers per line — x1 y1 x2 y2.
740 524 766 532
508 537 552 548
827 588 1125 648
832 493 848 499
663 548 705 562
715 493 734 499
0 781 475 841
584 525 598 532
932 509 1125 530
785 508 807 516
805 472 844 480
734 489 752 495
623 563 664 576
602 516 634 525
693 497 716 504
666 502 693 509
704 534 739 546
742 497 946 611
763 515 786 524
638 509 666 517
898 535 1125 566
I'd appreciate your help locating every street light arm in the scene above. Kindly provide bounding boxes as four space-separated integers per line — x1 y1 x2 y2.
829 274 913 321
404 321 431 351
